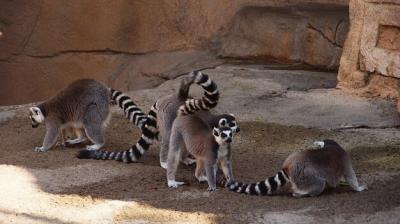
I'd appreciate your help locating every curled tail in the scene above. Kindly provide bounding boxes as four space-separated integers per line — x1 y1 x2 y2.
228 170 289 196
178 71 219 115
77 90 158 163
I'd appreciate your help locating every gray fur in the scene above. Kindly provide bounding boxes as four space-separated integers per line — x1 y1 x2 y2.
228 139 367 197
30 79 111 152
167 115 234 191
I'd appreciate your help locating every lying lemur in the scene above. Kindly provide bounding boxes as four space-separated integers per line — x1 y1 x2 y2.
228 140 367 197
29 79 157 153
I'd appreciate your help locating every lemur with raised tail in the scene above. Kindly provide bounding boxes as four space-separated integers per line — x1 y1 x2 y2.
228 139 367 197
153 71 240 169
167 114 235 191
29 79 157 153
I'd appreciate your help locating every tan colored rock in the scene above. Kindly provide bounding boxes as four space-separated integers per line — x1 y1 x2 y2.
338 0 400 99
0 0 348 105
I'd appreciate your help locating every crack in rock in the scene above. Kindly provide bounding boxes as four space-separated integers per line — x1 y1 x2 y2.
307 23 342 48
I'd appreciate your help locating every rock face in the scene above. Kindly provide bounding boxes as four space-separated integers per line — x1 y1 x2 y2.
338 0 400 101
126 64 400 129
0 0 348 105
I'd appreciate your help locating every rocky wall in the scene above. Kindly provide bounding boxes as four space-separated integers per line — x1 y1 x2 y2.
338 0 400 101
0 0 348 105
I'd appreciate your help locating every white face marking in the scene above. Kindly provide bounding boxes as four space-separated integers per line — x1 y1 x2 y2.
214 129 233 145
29 107 45 123
313 141 325 148
219 118 227 127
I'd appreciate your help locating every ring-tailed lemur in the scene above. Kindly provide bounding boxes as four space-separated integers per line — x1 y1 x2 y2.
228 140 368 197
152 71 240 168
29 79 157 153
167 115 235 191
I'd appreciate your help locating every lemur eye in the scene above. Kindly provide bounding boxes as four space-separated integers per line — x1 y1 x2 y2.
219 119 227 126
221 133 227 138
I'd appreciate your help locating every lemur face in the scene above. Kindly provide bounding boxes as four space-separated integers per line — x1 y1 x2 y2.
29 107 44 128
218 114 240 135
213 127 233 144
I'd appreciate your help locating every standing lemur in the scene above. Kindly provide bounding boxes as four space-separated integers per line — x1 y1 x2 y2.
167 115 236 191
153 71 240 169
29 79 157 153
77 71 239 166
228 140 367 197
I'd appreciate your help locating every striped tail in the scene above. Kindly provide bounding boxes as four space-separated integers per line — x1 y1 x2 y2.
110 89 148 129
77 90 158 163
228 170 290 196
76 119 158 162
178 71 219 115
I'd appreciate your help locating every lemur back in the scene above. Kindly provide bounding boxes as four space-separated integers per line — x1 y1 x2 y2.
167 115 235 191
228 140 367 197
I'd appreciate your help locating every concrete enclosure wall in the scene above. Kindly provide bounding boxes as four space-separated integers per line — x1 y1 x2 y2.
0 0 349 105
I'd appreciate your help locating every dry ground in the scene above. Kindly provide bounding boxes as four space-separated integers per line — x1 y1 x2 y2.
0 108 399 224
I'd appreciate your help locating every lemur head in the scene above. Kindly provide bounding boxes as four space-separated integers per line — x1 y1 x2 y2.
313 139 340 149
218 113 240 134
29 107 45 128
213 127 233 144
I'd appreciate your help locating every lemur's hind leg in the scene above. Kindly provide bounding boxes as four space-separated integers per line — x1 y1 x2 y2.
344 163 368 192
291 167 326 197
167 130 185 188
195 159 207 182
180 142 196 166
306 178 326 197
159 114 174 169
83 105 107 151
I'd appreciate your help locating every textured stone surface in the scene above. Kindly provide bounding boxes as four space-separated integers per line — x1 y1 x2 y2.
338 0 400 100
128 65 400 129
0 0 348 105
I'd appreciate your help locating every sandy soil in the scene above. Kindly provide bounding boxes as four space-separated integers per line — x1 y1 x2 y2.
0 108 399 224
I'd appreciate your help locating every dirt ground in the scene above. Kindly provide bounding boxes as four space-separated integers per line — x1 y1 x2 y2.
0 108 399 224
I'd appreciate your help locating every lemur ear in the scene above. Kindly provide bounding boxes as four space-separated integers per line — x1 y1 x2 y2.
229 113 235 117
213 127 219 137
219 118 227 127
29 107 39 115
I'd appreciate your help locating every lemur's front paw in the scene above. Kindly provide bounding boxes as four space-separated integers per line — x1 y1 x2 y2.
207 186 217 192
182 157 196 166
168 180 185 188
357 185 368 192
56 142 66 148
196 175 208 183
33 146 48 152
160 162 167 169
